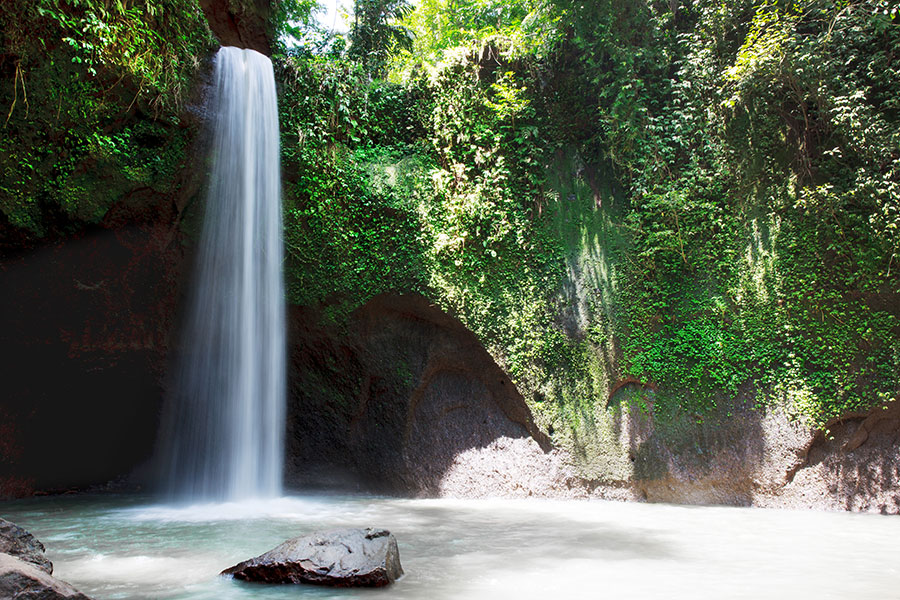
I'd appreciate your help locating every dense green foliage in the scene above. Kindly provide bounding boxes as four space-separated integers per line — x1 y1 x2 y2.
348 0 414 76
393 0 561 70
0 0 214 239
276 55 430 314
569 0 900 423
278 0 900 441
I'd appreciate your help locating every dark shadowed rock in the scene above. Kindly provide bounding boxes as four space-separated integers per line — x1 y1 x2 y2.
1 224 190 497
285 294 554 495
0 518 53 574
222 528 403 587
0 554 92 600
198 0 273 55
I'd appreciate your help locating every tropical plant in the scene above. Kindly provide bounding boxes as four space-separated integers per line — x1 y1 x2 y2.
348 0 414 77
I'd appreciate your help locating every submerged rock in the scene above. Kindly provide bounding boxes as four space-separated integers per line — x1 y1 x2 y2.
222 528 403 587
0 517 53 574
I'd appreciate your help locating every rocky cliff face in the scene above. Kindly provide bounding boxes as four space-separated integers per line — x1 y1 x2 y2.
285 294 555 494
766 401 900 513
0 0 211 495
282 292 899 511
0 195 192 496
2 213 896 510
198 0 274 55
619 400 900 514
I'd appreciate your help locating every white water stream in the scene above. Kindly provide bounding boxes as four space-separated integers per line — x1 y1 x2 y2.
162 46 285 501
3 495 899 600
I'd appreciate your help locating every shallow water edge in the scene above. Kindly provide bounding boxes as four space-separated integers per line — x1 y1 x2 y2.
2 493 899 600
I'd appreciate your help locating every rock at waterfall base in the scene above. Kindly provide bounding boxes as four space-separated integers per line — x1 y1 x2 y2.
0 554 92 600
0 518 94 599
222 528 403 587
0 518 53 574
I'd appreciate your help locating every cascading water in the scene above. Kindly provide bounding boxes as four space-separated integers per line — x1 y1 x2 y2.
162 46 286 501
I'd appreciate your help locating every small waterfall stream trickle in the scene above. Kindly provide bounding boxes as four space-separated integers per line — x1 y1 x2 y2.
162 46 285 501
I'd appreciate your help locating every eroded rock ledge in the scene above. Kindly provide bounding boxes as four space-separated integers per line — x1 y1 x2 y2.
286 293 558 495
767 400 900 512
285 294 900 512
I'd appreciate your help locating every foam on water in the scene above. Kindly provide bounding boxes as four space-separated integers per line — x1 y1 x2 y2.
120 496 340 523
64 554 208 585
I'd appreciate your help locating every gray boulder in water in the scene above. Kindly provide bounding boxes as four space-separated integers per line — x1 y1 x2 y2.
222 528 403 587
0 554 92 600
0 519 93 600
0 518 53 574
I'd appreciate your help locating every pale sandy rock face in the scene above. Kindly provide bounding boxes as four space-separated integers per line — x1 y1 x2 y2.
759 401 900 514
434 437 590 499
379 387 899 514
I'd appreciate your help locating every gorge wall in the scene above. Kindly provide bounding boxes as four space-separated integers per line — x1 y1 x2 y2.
0 220 185 495
1 0 897 513
272 1 899 511
285 293 568 496
0 0 213 495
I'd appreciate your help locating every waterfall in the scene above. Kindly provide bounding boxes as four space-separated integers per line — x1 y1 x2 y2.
163 46 286 501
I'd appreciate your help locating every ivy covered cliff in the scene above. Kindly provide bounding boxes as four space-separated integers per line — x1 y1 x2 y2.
277 0 900 483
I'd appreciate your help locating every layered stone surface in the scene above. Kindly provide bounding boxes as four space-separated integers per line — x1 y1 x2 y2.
222 528 403 587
